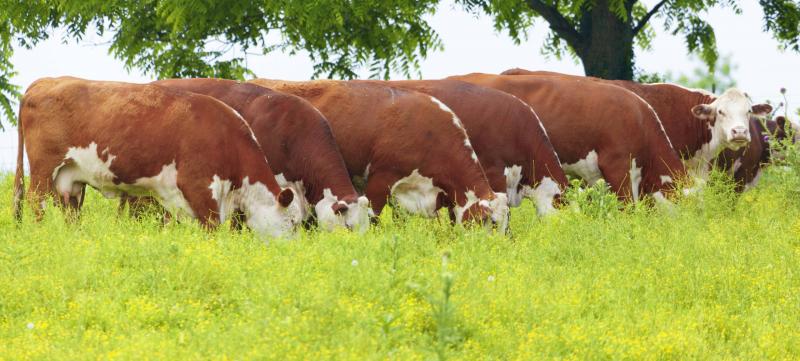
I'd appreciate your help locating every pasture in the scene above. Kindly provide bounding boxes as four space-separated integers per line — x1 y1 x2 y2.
2 150 800 360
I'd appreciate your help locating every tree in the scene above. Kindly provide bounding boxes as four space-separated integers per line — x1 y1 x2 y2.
461 0 800 81
2 0 800 129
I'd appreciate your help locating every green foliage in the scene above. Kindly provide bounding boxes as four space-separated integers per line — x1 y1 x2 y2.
5 144 800 359
458 0 800 80
665 54 738 93
634 67 668 83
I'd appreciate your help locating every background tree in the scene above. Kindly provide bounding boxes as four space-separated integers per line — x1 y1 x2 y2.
2 0 800 129
461 0 800 81
664 54 738 92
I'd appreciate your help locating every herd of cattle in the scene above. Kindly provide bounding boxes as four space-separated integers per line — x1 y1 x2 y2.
11 70 794 238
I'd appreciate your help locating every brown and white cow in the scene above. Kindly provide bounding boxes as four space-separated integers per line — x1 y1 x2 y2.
358 79 568 215
716 116 797 191
500 69 773 178
248 79 510 231
448 73 686 202
150 78 371 232
13 77 302 238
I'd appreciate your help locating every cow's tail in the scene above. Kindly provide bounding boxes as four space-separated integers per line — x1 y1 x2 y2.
13 102 25 222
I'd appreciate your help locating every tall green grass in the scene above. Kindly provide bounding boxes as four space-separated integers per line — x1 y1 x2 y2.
1 158 800 360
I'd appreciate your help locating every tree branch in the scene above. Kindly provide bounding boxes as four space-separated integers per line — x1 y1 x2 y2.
633 0 669 36
525 0 585 51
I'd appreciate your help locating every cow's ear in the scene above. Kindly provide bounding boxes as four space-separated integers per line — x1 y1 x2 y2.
777 116 787 130
331 202 348 215
752 103 773 116
691 104 715 120
277 188 294 208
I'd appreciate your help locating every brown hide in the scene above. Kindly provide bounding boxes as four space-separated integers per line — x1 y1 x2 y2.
17 77 286 229
501 69 716 159
716 117 790 191
450 73 686 200
360 79 568 208
249 79 498 224
152 78 359 209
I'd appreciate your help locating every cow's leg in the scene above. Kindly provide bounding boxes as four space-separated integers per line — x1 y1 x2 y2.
27 167 57 222
597 152 634 202
363 171 399 218
485 166 507 195
176 177 219 230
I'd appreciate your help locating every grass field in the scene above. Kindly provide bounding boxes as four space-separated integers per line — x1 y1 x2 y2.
2 156 800 360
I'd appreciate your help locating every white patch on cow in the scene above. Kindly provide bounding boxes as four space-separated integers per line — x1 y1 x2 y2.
53 142 116 193
504 165 524 207
732 158 743 176
134 161 193 219
687 125 720 179
313 189 372 233
390 169 444 217
452 190 480 224
427 96 479 163
314 188 346 231
345 196 373 233
561 150 603 185
660 175 674 185
745 168 763 190
237 176 303 239
275 173 311 222
208 175 234 221
52 144 198 219
363 163 371 180
528 177 561 217
487 193 509 233
629 158 642 202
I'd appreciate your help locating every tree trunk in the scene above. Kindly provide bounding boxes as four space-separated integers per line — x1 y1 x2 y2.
576 0 635 80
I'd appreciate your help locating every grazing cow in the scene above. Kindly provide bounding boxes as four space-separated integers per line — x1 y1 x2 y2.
716 116 796 191
149 78 371 232
248 79 510 231
13 77 302 238
448 73 685 202
359 79 568 215
500 69 772 178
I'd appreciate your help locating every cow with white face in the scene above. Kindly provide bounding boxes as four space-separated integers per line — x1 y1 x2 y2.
13 77 303 239
691 88 771 150
358 79 568 216
150 78 372 232
500 69 773 179
249 79 510 233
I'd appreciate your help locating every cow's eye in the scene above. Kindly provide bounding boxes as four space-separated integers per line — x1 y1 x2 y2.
718 110 724 115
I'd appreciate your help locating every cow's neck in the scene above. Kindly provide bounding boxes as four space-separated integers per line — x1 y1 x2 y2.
684 93 719 178
290 138 360 206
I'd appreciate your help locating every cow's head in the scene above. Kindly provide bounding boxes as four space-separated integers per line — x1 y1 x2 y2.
244 183 303 239
315 191 373 232
691 88 772 150
454 191 509 234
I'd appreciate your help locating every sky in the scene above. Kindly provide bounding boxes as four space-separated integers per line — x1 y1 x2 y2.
1 0 799 171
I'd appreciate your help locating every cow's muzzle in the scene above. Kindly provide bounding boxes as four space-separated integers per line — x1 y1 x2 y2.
730 126 750 144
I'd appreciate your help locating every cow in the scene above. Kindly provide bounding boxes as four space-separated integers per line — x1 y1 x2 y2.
248 79 510 232
145 78 372 232
13 77 302 239
448 73 686 202
357 79 568 216
500 69 773 178
716 116 796 191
